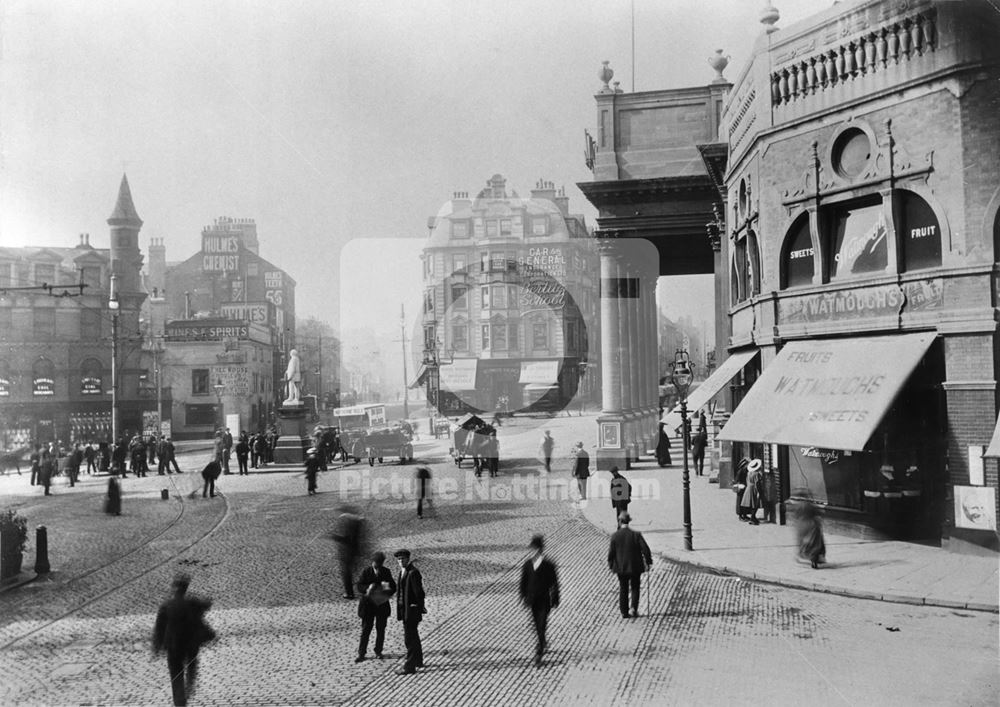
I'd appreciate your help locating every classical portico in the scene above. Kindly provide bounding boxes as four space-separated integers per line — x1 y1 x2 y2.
578 63 729 470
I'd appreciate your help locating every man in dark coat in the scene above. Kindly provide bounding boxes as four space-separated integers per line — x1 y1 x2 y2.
235 433 249 475
332 506 365 599
609 466 632 526
519 535 560 667
304 447 321 495
152 574 215 707
690 426 708 476
221 428 233 474
355 551 397 663
201 461 221 498
607 512 653 618
84 442 97 475
394 549 425 674
572 442 590 501
415 466 433 519
29 444 41 485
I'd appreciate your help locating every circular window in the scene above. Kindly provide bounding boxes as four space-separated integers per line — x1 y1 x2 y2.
832 128 871 178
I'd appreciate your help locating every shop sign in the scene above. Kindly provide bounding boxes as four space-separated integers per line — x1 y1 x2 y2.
518 247 567 278
212 365 250 396
780 278 943 324
221 302 271 325
202 235 240 271
81 376 103 395
33 377 55 396
520 280 567 308
166 323 249 341
265 271 284 307
143 411 160 437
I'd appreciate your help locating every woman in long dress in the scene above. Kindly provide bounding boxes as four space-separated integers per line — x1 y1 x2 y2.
740 458 763 525
655 423 672 467
795 498 826 568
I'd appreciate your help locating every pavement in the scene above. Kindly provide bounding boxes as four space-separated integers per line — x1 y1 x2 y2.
465 411 1000 613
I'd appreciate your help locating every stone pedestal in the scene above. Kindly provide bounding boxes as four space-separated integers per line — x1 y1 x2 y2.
274 405 309 465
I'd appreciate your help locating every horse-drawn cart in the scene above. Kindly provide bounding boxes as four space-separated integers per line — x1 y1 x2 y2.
365 425 414 465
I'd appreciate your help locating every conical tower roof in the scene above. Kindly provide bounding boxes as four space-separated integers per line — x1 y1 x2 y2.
107 173 143 227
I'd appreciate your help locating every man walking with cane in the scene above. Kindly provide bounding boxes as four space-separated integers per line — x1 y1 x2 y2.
607 512 652 619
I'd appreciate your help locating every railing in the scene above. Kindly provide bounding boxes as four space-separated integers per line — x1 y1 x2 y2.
770 9 937 107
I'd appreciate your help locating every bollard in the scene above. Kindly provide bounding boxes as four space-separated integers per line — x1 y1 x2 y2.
161 488 169 501
34 526 50 575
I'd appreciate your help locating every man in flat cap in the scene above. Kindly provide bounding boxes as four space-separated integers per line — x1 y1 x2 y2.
519 535 560 667
355 551 396 663
394 549 426 674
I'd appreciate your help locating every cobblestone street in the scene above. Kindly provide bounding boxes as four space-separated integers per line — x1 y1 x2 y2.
1 437 996 706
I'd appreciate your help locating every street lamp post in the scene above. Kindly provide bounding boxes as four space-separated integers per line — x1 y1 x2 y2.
671 349 695 551
108 274 120 444
213 380 225 432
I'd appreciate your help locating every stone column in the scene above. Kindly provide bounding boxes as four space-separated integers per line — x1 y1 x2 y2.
597 238 627 471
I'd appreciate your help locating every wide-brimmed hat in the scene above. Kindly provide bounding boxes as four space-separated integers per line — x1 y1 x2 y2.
747 459 763 473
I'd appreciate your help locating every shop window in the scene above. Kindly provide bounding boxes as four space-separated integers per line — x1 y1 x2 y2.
33 308 55 338
826 196 887 280
452 324 468 351
0 359 11 397
898 191 942 271
80 358 103 395
32 357 55 396
192 368 209 396
451 285 468 310
781 215 815 288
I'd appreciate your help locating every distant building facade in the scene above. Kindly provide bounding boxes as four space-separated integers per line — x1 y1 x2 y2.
146 216 297 438
417 175 599 416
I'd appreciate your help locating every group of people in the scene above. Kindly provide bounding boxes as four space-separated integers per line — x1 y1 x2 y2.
211 427 279 476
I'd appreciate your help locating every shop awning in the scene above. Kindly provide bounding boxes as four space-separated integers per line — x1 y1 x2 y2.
718 332 936 451
519 360 559 385
984 415 1000 458
661 349 759 433
439 358 479 391
408 364 429 389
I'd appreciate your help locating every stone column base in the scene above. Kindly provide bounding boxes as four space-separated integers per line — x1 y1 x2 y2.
274 406 309 465
596 415 628 471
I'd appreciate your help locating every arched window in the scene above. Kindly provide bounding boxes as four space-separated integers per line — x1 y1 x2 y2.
33 357 55 396
782 214 814 288
0 359 11 397
747 230 762 296
825 195 887 280
81 358 103 395
897 190 942 271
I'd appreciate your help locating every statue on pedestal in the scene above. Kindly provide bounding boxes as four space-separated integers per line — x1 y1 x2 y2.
283 349 302 406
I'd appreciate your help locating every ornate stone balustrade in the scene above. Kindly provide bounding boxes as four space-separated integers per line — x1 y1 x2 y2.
770 9 937 107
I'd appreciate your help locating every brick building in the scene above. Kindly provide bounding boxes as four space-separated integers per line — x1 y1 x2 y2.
0 176 159 447
145 217 297 438
711 0 1000 552
416 175 599 416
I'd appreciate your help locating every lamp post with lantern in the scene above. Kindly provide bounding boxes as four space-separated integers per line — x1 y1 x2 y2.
108 274 120 444
213 379 225 432
670 349 695 551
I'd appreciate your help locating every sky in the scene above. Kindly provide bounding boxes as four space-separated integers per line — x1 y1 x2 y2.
0 0 837 348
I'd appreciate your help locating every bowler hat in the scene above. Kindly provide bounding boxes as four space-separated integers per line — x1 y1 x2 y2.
529 535 544 550
393 549 411 559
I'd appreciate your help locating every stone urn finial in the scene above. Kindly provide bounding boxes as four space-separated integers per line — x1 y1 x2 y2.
599 60 614 92
760 2 780 33
709 49 730 83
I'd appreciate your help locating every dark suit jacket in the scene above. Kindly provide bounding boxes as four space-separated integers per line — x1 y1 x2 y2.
357 564 396 618
396 564 425 623
520 557 560 609
608 527 652 575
